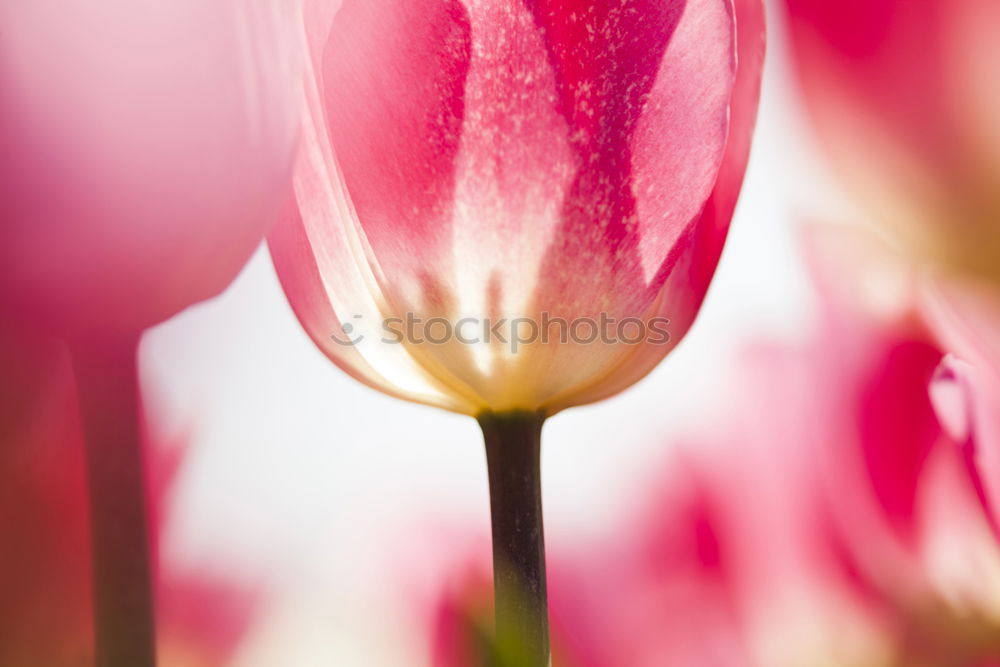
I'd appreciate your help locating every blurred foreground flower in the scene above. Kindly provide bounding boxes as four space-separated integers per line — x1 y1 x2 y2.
0 3 299 663
0 0 299 335
783 0 1000 283
0 328 258 667
425 233 1000 666
272 1 764 661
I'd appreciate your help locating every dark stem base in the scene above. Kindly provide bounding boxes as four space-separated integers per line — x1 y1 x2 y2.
478 410 549 666
71 336 156 667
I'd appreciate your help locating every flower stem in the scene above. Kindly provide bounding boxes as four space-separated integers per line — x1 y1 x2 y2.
71 336 156 667
478 410 549 667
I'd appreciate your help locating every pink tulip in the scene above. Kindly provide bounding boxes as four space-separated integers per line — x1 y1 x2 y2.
270 0 765 416
798 234 1000 663
0 0 300 336
273 3 764 661
782 0 1000 282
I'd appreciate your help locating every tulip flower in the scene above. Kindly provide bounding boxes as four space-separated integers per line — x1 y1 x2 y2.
0 330 258 667
0 3 298 664
271 1 764 659
789 231 1000 664
782 0 1000 284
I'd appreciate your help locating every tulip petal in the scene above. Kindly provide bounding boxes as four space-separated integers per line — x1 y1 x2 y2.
0 0 300 333
546 0 763 413
319 0 472 296
268 49 481 413
529 0 738 317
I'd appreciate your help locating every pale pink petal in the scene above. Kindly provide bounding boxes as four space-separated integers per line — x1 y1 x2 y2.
0 0 300 334
268 161 478 413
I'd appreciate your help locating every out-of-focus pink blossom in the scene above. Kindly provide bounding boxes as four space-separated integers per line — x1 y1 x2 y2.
270 0 764 415
0 328 258 667
796 240 1000 665
922 276 1000 521
0 0 300 336
782 0 1000 282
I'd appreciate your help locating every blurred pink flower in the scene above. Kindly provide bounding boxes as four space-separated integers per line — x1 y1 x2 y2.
796 241 1000 665
922 277 1000 536
0 0 300 336
270 0 764 415
0 328 258 667
782 0 1000 282
789 228 1000 662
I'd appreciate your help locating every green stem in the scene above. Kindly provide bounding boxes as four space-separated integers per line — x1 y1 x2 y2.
71 336 156 667
478 410 549 667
